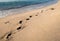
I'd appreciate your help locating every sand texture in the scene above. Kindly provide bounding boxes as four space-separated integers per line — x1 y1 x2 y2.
0 0 60 41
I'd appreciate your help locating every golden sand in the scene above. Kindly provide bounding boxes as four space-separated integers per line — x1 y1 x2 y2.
0 0 60 41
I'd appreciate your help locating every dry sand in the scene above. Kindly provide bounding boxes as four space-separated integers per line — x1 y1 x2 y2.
0 0 60 41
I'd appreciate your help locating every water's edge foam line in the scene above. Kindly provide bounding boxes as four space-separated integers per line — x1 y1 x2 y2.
0 0 58 18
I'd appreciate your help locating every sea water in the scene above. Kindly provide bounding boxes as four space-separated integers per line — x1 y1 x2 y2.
0 0 58 18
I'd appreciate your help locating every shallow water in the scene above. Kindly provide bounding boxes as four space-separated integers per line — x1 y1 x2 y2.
0 0 57 10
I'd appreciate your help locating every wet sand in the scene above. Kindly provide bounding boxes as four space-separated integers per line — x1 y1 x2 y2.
0 0 60 41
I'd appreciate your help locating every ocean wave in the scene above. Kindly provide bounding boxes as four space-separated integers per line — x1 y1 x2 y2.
0 0 56 10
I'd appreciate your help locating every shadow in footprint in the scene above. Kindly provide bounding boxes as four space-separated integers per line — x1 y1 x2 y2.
29 16 32 18
26 18 30 20
17 26 21 30
6 32 12 39
5 21 9 24
51 8 55 10
35 15 38 16
19 20 23 24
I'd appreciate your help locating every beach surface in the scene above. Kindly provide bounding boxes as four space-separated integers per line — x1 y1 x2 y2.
0 0 60 41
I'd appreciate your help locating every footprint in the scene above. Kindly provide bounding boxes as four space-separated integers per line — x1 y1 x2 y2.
35 14 38 16
17 26 21 30
26 18 30 20
4 21 9 24
19 20 23 24
29 16 32 18
50 8 55 10
6 32 12 39
41 10 43 13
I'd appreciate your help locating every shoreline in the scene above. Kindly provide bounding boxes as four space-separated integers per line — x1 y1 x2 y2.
0 0 58 18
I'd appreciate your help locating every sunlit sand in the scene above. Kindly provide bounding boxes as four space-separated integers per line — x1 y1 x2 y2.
0 0 60 41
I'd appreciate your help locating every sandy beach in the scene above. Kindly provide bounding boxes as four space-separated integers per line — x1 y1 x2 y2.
0 0 60 41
